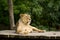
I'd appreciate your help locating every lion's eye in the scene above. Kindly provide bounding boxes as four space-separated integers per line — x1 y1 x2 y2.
29 18 31 20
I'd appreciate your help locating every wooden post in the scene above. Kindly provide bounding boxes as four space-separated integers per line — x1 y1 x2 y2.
8 0 15 30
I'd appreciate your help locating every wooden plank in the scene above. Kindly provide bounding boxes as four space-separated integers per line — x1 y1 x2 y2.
0 30 60 37
0 30 60 39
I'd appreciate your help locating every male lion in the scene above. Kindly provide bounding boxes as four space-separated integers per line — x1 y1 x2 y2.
16 13 45 34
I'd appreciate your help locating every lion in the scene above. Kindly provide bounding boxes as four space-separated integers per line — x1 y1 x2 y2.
15 13 46 34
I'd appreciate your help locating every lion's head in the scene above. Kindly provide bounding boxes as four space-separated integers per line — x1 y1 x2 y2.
20 14 31 25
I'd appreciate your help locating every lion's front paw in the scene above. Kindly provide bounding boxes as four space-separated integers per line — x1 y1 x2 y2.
38 30 46 33
23 32 29 34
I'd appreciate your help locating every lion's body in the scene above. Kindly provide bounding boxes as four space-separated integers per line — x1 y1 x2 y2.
16 19 33 34
16 14 45 34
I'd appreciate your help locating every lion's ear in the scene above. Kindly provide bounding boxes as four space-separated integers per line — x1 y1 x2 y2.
20 14 24 17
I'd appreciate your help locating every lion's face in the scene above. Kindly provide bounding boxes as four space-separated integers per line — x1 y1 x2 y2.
20 14 31 25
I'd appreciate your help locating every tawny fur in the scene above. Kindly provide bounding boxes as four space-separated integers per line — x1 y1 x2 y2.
16 13 46 34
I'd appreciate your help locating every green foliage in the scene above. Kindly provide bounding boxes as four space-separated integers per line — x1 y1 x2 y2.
0 0 9 26
0 0 60 30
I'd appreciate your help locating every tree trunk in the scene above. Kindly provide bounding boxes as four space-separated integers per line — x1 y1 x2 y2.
8 0 15 30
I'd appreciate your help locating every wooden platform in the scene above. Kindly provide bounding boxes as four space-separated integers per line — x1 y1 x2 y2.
0 30 60 39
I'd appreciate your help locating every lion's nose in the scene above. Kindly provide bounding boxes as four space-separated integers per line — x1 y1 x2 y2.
27 22 28 23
